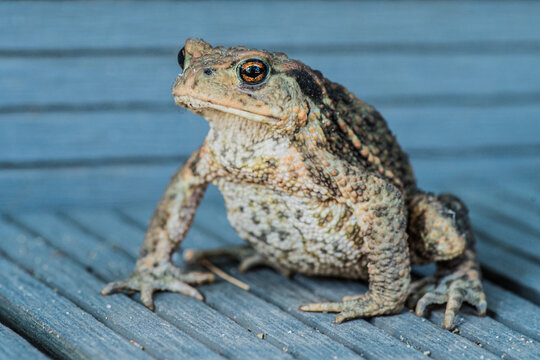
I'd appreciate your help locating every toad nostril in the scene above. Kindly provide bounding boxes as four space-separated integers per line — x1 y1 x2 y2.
203 68 215 76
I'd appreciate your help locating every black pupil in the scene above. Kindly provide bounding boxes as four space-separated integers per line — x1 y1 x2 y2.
245 65 262 78
178 47 185 70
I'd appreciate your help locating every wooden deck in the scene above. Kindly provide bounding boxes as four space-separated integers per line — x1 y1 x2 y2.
1 1 540 359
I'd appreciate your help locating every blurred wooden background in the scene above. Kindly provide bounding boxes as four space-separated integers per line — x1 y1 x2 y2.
1 1 539 210
1 2 539 359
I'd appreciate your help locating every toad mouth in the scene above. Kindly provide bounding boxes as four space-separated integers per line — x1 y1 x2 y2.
173 95 280 124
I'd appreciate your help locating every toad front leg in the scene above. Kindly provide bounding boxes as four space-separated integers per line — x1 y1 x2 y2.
300 175 411 324
102 146 216 310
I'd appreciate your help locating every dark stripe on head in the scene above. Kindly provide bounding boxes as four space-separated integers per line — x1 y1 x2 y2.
286 69 323 104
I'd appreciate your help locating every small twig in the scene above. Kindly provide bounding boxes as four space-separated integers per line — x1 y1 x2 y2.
200 259 250 291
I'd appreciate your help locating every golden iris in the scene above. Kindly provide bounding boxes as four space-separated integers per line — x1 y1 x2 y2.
238 58 269 85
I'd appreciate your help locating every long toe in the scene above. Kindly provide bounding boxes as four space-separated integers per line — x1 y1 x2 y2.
166 280 205 301
342 294 362 302
141 286 156 311
443 288 466 329
334 309 363 324
475 297 488 317
299 302 344 313
465 285 488 317
101 280 132 296
179 271 215 286
415 291 448 317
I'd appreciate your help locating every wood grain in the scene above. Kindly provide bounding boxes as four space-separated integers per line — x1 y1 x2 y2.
2 1 540 50
0 254 154 360
2 107 540 163
0 218 225 360
3 54 540 108
72 208 425 360
0 323 49 360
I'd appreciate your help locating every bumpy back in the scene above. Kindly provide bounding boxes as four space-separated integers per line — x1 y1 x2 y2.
319 78 417 192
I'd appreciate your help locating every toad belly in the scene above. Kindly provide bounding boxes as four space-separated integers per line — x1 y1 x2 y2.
215 180 369 278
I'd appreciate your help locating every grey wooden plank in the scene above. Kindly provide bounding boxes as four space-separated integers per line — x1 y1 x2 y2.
85 207 426 360
121 207 155 229
464 186 540 237
2 156 539 211
0 256 153 360
55 212 367 360
473 215 540 264
7 212 294 360
125 205 500 360
124 201 540 349
2 107 540 163
0 111 207 163
9 211 344 360
412 157 540 194
459 190 540 262
0 218 224 360
483 282 540 342
503 193 540 230
476 235 540 304
199 281 364 359
422 304 540 359
0 323 49 360
215 264 429 360
2 2 540 50
3 55 540 109
412 266 540 345
496 182 540 219
0 163 177 211
295 274 539 360
63 210 147 256
188 202 540 360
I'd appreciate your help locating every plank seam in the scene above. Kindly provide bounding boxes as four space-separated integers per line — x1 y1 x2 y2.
0 248 157 360
475 205 540 257
186 206 540 353
0 310 54 360
118 209 498 358
62 211 373 359
193 223 503 358
0 156 186 170
3 90 540 115
4 40 540 58
0 0 536 3
480 264 540 308
2 213 295 360
0 214 235 359
476 228 540 265
2 144 540 171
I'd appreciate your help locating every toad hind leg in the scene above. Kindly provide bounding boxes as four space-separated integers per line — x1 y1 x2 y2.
300 179 411 324
184 245 293 277
407 192 487 329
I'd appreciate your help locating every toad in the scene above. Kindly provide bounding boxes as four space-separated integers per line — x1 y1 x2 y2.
102 38 486 329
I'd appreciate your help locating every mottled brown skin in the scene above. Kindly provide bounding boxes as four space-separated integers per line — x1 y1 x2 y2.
102 38 487 329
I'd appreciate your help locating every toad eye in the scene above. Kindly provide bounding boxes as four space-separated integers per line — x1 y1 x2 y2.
237 58 269 85
177 47 186 70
